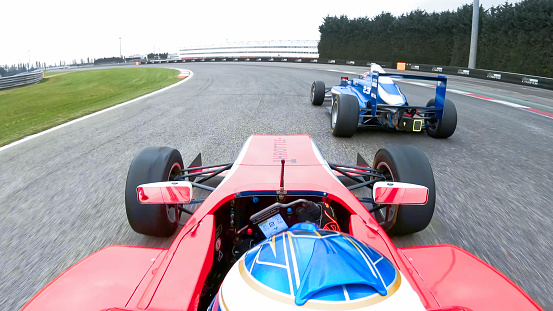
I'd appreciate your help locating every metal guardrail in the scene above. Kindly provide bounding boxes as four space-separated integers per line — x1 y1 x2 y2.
317 59 553 90
0 71 43 91
3 59 549 91
166 56 553 90
292 58 553 90
401 63 553 91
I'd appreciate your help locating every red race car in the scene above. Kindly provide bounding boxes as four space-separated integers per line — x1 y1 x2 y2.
21 135 542 311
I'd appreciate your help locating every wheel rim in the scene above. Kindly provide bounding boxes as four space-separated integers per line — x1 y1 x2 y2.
310 84 315 102
331 97 338 129
166 162 182 224
375 161 398 228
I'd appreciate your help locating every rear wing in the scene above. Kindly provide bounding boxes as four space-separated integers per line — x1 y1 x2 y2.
369 72 447 120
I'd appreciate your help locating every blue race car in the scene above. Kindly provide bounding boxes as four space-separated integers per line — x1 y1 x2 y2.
311 64 457 138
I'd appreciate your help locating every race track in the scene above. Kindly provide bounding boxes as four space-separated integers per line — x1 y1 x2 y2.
1 62 552 310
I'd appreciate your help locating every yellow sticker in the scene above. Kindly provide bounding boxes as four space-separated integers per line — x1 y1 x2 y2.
413 119 423 132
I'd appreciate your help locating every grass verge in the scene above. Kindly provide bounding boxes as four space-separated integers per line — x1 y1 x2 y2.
0 67 180 147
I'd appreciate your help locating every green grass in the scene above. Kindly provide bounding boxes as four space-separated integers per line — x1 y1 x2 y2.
44 71 67 77
0 68 180 147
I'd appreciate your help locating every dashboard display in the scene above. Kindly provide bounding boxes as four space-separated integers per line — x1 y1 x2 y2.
258 214 288 238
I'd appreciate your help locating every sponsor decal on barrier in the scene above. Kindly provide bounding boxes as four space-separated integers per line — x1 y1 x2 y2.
399 78 553 119
522 77 539 86
346 61 355 65
381 61 550 90
328 60 336 64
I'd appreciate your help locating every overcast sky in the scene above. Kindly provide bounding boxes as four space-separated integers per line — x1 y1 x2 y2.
2 0 517 67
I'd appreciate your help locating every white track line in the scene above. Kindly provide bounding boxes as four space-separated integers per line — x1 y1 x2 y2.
489 99 528 109
0 69 194 153
396 79 532 108
398 79 553 119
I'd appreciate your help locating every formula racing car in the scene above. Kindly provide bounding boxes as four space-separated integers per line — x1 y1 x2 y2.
311 64 457 138
21 135 542 311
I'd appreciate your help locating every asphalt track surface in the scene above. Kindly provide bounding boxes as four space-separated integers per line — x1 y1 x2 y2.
1 62 552 310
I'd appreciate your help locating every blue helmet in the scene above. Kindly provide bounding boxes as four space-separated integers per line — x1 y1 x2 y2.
209 223 425 310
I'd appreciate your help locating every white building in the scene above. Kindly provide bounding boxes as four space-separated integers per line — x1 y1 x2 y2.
178 40 319 60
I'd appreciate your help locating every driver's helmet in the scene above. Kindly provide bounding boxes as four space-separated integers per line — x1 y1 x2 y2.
208 223 425 310
362 63 387 78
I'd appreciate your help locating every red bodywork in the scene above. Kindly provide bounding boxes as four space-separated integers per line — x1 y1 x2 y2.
21 135 543 311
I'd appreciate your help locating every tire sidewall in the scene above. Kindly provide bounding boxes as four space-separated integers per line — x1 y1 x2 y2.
311 81 325 106
125 147 184 237
425 98 457 138
372 145 436 235
331 94 359 137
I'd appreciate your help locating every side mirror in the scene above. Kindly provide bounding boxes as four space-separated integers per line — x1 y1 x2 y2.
137 181 193 204
373 181 428 205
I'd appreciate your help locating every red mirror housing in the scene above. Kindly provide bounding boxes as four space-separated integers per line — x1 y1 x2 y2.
137 181 193 204
373 181 428 205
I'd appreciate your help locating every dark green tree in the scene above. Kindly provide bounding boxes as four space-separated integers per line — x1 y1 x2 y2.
318 0 553 77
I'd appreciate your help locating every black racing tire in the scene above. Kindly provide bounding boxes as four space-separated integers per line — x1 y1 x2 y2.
125 147 184 237
330 94 359 137
311 81 325 106
372 145 435 235
425 98 457 138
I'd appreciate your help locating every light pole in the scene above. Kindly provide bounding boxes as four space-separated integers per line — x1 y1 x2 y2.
119 37 122 59
28 50 30 72
468 0 479 69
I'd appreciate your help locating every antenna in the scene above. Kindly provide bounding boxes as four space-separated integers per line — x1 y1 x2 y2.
278 159 286 202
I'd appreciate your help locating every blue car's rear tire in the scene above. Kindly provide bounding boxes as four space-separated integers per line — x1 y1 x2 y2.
311 81 325 106
425 98 457 138
330 94 359 137
372 145 435 235
125 147 183 237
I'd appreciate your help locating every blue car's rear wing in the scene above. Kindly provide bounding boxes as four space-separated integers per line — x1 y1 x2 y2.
370 72 447 119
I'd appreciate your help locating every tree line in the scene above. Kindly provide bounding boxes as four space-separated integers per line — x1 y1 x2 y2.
318 0 553 77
